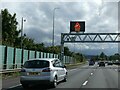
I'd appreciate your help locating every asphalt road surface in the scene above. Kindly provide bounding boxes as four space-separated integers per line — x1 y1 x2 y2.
2 64 120 90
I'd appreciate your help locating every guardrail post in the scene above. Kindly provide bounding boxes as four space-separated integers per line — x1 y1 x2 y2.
21 49 24 68
28 50 30 60
46 53 47 58
39 52 41 58
13 47 16 69
43 52 44 58
35 50 37 58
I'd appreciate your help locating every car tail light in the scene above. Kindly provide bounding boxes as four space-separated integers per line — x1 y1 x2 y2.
42 68 52 72
21 69 26 72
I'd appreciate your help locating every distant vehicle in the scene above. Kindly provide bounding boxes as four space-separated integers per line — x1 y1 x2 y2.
107 61 113 65
99 62 105 67
105 61 108 64
20 58 67 88
89 60 95 66
113 60 120 65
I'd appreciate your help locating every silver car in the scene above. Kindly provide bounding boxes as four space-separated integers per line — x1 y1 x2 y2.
20 58 67 88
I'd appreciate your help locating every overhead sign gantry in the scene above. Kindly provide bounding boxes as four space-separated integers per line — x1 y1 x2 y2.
60 21 120 62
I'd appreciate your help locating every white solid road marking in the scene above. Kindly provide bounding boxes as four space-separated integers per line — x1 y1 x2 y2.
9 84 22 89
82 81 88 86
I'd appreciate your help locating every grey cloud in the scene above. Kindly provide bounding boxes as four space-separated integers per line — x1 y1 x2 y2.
1 1 119 55
26 27 52 44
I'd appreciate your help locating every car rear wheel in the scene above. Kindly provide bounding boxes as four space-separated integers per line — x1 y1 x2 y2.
63 74 67 82
51 77 57 88
22 84 29 89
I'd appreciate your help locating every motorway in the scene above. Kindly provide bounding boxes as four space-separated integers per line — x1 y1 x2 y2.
2 63 120 90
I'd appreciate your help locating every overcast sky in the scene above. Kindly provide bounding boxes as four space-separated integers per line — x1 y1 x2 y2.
1 0 119 55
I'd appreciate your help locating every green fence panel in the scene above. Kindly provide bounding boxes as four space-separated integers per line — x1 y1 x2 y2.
55 54 57 58
65 56 67 64
47 53 49 58
44 53 46 58
29 50 35 59
54 54 56 58
68 57 70 63
6 47 14 69
56 55 58 58
64 56 66 64
50 53 53 58
41 52 43 58
15 48 22 69
23 50 28 63
36 51 40 58
1 45 76 70
50 53 52 58
0 45 5 70
66 56 68 64
67 56 69 63
48 53 50 58
64 56 65 64
71 57 72 64
69 57 71 63
0 45 2 70
49 53 51 58
39 52 41 58
45 53 47 58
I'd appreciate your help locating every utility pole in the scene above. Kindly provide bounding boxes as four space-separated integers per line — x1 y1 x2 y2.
52 8 60 47
21 17 26 49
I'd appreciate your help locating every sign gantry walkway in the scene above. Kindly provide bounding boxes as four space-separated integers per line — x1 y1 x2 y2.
60 33 120 61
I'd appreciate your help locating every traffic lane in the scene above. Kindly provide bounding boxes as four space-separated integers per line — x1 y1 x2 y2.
81 66 118 88
4 65 96 90
56 67 95 88
2 63 88 89
2 76 20 89
2 64 90 89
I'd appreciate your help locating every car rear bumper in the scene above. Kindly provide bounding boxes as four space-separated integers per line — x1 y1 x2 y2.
20 76 53 85
20 80 51 85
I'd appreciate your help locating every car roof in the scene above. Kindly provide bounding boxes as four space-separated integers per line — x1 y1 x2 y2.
27 58 59 62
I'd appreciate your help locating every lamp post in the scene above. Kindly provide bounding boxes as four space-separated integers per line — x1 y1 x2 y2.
21 17 26 49
52 8 60 47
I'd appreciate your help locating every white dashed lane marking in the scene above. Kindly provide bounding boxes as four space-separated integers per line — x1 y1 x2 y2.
82 81 88 86
91 73 93 75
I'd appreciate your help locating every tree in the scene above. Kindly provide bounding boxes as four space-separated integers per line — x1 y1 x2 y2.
1 9 86 63
99 52 107 60
2 9 20 46
109 53 120 61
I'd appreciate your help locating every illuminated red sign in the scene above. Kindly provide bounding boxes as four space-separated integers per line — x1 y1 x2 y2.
70 21 85 32
74 22 81 32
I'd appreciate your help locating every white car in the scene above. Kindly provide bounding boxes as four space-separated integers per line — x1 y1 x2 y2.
20 58 67 88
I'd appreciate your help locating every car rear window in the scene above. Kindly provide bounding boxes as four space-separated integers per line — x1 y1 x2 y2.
24 60 49 68
100 62 104 64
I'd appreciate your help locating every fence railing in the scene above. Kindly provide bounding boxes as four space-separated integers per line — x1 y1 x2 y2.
0 45 74 71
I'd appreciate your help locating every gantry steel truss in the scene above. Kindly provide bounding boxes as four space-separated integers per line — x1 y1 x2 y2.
61 33 120 43
60 33 120 62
